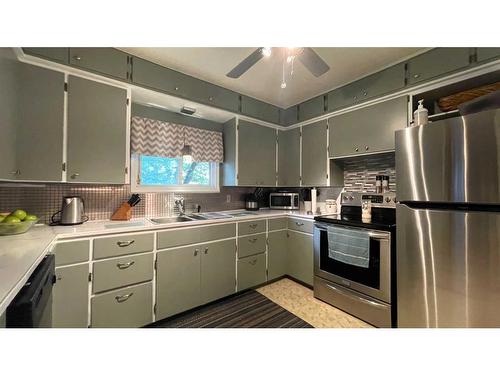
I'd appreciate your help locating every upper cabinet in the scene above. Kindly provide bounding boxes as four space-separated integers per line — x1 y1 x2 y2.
298 95 325 122
301 120 329 186
23 47 69 64
477 48 500 63
407 48 471 85
223 119 277 187
0 58 64 182
328 63 405 112
278 128 301 187
69 48 130 81
66 76 129 184
241 96 281 124
329 96 408 159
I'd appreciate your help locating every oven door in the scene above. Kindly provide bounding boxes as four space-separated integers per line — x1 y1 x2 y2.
313 223 391 303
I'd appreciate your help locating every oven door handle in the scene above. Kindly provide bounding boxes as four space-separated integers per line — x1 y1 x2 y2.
325 283 387 309
367 232 390 241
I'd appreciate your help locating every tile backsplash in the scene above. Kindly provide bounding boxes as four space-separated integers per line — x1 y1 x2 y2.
0 183 254 224
341 153 396 192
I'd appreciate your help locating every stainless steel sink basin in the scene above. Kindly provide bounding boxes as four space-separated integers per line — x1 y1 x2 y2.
150 216 195 224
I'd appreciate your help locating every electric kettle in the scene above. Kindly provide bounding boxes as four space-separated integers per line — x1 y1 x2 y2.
51 196 88 225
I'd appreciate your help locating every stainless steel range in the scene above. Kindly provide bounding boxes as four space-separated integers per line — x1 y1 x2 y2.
313 192 396 327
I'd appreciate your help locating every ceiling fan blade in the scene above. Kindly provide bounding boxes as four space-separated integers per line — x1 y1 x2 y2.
226 48 264 78
298 48 330 77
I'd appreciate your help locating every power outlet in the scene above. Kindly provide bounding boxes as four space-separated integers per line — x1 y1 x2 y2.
226 194 231 203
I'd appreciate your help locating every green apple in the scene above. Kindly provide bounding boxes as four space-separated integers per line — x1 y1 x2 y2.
11 209 27 221
24 214 38 222
0 215 6 223
3 216 21 224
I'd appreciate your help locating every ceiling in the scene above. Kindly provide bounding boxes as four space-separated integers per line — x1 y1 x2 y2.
121 47 425 108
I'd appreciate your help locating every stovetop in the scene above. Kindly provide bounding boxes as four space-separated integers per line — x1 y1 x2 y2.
315 206 396 232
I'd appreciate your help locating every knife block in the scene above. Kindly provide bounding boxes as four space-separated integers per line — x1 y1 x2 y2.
111 202 132 221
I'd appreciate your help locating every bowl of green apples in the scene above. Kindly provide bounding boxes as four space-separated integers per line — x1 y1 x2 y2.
0 210 39 235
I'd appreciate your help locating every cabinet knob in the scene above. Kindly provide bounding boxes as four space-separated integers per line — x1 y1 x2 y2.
363 91 367 96
73 55 81 61
355 147 359 152
10 169 20 175
353 96 357 100
204 247 209 254
413 73 420 79
365 146 369 151
208 96 214 101
174 87 179 91
70 173 80 179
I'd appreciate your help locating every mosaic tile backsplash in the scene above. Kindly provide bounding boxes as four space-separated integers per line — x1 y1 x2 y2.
0 184 254 224
341 153 396 193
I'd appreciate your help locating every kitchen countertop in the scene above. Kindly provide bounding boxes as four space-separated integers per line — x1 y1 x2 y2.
0 209 316 316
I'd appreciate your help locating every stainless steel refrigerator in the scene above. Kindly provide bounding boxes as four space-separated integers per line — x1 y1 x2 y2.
395 109 500 328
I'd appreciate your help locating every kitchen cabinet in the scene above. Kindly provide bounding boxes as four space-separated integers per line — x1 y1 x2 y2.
237 120 277 186
329 96 408 158
23 47 69 64
69 48 130 81
237 253 267 291
185 79 240 113
407 48 471 85
238 233 266 258
278 128 301 186
477 48 500 63
268 230 287 280
328 63 405 112
93 232 154 259
157 223 235 249
287 230 313 286
53 263 89 328
238 220 266 236
241 95 281 124
156 239 237 320
301 120 328 186
53 240 89 266
66 75 128 184
298 95 325 122
283 106 298 126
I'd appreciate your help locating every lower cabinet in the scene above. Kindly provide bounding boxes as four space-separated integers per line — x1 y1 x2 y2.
91 282 153 328
268 230 287 280
287 230 314 286
156 239 236 321
237 253 267 291
53 264 89 328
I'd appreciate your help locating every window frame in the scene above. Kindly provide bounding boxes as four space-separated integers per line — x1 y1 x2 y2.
130 154 220 193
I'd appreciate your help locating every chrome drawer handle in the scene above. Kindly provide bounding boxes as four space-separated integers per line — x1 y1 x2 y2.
248 238 258 243
117 240 135 247
249 224 258 229
115 292 133 303
295 222 304 226
116 261 135 270
249 259 257 265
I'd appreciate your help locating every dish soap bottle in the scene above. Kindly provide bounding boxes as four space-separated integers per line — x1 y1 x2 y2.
413 99 428 126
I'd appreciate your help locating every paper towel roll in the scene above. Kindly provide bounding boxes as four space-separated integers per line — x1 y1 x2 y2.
311 188 317 214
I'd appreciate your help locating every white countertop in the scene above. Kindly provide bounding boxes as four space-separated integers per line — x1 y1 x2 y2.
0 209 316 315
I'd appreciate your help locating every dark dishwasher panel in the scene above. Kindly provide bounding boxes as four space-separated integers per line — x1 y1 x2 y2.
6 254 55 328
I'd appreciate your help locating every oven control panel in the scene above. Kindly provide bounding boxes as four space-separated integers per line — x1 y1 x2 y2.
341 192 396 208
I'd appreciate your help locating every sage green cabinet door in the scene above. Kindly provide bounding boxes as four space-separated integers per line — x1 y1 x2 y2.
298 96 324 122
238 120 276 186
237 253 267 291
407 48 470 85
200 239 236 304
268 230 287 280
477 48 500 62
69 48 130 80
301 120 328 186
53 264 89 328
278 128 301 186
241 96 280 124
156 246 201 320
66 76 127 184
0 55 18 180
329 96 408 158
187 80 240 112
16 63 65 181
23 47 69 64
287 231 313 286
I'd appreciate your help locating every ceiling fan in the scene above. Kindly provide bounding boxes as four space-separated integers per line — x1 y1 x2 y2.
226 47 330 79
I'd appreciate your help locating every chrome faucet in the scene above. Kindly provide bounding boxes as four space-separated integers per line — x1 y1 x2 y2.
175 198 185 216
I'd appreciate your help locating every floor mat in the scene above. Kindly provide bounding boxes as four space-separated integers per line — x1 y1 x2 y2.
147 289 313 328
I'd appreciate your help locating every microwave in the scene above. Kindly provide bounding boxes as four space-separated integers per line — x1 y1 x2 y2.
269 193 299 210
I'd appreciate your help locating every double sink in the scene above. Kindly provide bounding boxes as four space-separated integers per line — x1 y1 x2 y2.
149 211 258 225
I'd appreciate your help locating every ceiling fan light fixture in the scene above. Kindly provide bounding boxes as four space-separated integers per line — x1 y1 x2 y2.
261 47 272 57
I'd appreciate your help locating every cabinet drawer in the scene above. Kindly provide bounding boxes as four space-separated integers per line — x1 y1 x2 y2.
238 220 266 236
91 282 153 328
93 233 154 259
53 240 89 266
287 218 313 234
238 233 266 258
268 217 287 231
237 253 267 291
157 223 236 249
93 253 153 293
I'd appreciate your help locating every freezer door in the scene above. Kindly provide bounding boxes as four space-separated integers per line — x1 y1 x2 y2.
395 109 500 204
396 204 500 327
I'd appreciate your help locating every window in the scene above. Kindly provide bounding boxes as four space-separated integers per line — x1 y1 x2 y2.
131 154 219 193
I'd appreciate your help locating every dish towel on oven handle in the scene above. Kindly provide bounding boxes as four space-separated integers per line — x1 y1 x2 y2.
327 226 370 268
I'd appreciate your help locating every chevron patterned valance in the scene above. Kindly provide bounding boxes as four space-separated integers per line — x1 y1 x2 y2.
131 116 224 163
